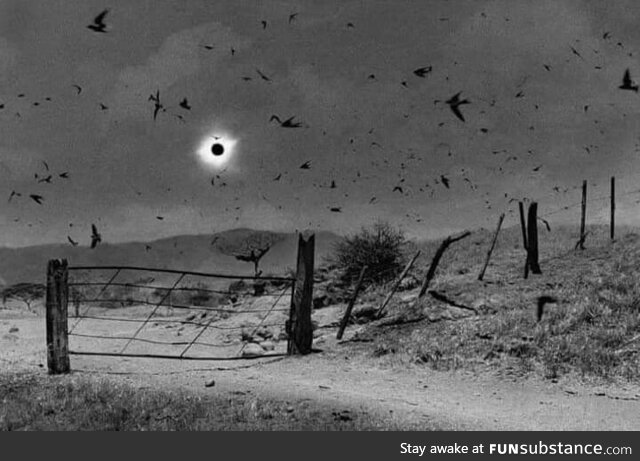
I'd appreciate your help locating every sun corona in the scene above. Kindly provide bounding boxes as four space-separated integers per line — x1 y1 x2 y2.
197 133 238 169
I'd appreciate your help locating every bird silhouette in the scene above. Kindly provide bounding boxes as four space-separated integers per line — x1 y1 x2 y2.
570 46 584 60
440 175 450 188
413 66 432 77
87 9 109 33
261 20 267 29
256 68 272 82
29 194 44 205
38 175 52 184
8 191 21 202
445 92 470 122
289 13 298 23
149 90 164 120
67 236 79 247
273 173 282 181
72 84 83 95
270 115 303 128
619 69 638 92
90 224 102 249
299 161 311 169
179 98 191 110
329 207 342 212
99 103 108 111
58 172 69 179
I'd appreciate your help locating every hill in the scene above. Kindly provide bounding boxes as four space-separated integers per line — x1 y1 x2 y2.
0 229 341 287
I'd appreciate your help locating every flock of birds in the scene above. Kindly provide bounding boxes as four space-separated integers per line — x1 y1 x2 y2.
2 6 639 248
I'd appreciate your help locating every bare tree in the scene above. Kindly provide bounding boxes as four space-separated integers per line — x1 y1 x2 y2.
2 283 45 312
233 242 272 276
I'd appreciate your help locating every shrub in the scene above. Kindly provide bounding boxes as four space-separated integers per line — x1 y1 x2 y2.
331 221 407 286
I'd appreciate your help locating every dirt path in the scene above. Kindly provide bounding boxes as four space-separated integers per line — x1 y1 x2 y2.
3 314 640 430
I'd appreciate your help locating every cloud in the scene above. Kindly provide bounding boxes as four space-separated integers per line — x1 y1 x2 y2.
106 22 251 122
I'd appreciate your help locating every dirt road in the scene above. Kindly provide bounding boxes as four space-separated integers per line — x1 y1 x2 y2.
2 314 640 430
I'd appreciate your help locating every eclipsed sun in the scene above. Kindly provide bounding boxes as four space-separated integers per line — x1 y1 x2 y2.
197 134 238 169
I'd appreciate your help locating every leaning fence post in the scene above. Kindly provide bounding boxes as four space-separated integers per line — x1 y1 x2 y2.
419 231 471 298
478 213 505 281
527 202 542 274
336 265 368 340
376 251 421 319
519 201 529 279
579 180 587 250
46 259 70 374
287 233 315 355
610 176 615 241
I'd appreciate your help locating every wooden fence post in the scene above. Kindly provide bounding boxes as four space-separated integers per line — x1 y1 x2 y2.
336 265 367 340
478 213 505 281
419 231 471 298
519 201 529 279
527 202 542 274
611 176 615 241
46 259 70 374
287 233 315 355
579 180 587 250
375 251 421 319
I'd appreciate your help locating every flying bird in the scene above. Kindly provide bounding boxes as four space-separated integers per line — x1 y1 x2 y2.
569 46 584 60
59 172 69 179
67 236 79 247
179 98 191 110
38 175 52 184
413 66 433 77
445 92 470 122
149 90 164 120
619 69 638 92
273 173 282 181
270 115 304 128
289 13 298 23
99 103 108 111
261 20 267 29
29 194 44 205
299 161 311 170
329 207 342 213
87 9 109 33
8 191 21 202
90 224 102 249
532 165 542 172
440 175 450 188
256 68 272 82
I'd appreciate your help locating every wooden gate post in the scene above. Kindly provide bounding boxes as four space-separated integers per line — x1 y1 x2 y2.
287 233 314 355
46 259 70 374
527 202 542 274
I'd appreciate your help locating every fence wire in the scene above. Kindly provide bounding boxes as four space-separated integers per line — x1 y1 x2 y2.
66 266 295 360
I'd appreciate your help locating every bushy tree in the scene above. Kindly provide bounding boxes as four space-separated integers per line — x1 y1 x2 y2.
331 222 407 286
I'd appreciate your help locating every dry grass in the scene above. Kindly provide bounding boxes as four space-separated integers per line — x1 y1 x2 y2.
0 371 421 431
350 225 640 383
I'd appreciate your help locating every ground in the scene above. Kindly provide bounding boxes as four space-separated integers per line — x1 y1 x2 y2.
2 311 639 430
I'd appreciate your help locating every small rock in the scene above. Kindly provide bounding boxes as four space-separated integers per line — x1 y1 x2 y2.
241 343 264 357
260 340 275 351
205 379 216 388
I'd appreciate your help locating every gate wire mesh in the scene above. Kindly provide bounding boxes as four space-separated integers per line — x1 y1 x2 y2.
66 266 295 361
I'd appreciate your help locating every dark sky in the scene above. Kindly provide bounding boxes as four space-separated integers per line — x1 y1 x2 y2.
2 0 640 247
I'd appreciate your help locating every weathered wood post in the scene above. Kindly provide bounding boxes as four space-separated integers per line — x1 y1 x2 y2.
526 202 542 274
336 265 367 340
478 213 505 281
418 231 471 297
46 259 70 374
610 176 615 241
287 233 314 355
519 201 529 279
375 251 421 319
579 180 587 250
